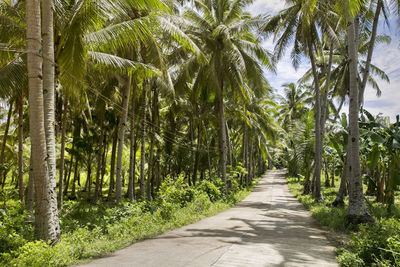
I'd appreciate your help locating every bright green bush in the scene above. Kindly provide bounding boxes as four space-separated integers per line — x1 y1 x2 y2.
158 176 195 207
196 180 222 202
340 218 400 266
0 174 258 266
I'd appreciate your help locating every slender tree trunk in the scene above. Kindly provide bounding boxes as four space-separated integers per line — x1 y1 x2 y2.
26 0 58 242
330 165 335 187
116 75 132 202
99 137 108 198
241 121 247 186
309 40 323 202
140 83 147 199
86 155 92 200
64 147 73 196
147 88 157 200
58 98 67 209
192 125 201 186
70 157 79 200
0 101 13 187
26 153 34 212
226 122 232 166
217 73 227 194
107 128 118 201
333 156 349 207
94 115 105 203
17 93 24 203
346 17 374 224
42 0 59 239
128 87 136 201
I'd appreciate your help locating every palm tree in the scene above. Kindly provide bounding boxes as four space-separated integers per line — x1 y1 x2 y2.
183 0 273 193
338 0 374 224
26 0 59 243
42 0 60 239
277 83 312 131
263 0 337 201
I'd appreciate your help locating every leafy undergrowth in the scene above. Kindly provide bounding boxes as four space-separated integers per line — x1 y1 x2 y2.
287 176 400 267
0 176 259 267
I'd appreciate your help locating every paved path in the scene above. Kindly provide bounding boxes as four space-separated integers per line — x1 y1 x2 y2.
80 170 338 267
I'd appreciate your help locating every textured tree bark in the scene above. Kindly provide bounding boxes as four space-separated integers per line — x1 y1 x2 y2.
107 128 118 201
0 101 13 187
42 0 60 239
17 93 24 203
308 40 323 202
140 83 147 199
58 98 67 209
70 155 79 200
26 0 58 242
242 121 247 186
94 114 104 203
346 17 374 224
116 75 132 202
86 155 92 200
26 153 34 211
192 125 201 186
217 73 227 194
128 87 136 201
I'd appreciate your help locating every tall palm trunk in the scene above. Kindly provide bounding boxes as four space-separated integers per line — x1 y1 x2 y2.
58 98 67 209
333 156 348 207
94 114 104 203
217 72 227 194
26 154 34 212
116 75 132 202
42 0 59 238
0 101 13 187
308 40 323 202
107 128 118 201
140 83 147 199
26 0 58 242
17 93 24 203
128 94 136 200
346 17 374 224
242 121 248 186
147 88 157 200
192 125 201 186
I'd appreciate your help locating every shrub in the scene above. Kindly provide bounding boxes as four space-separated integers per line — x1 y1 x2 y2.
196 180 222 202
340 218 400 266
158 176 195 207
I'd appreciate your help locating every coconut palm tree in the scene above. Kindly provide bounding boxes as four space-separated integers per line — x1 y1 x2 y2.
182 0 273 193
262 0 337 201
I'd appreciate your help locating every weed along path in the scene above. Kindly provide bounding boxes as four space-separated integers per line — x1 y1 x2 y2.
80 170 338 267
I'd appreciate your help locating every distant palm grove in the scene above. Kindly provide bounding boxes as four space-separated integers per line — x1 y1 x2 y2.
1 0 400 266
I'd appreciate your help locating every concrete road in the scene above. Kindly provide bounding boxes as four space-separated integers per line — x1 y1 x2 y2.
80 170 338 267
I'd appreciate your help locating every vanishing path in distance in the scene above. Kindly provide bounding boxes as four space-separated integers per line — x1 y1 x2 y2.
80 170 338 267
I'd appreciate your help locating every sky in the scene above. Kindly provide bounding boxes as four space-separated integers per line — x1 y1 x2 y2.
248 0 400 122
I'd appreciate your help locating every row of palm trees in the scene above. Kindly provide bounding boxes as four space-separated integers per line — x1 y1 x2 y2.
1 0 278 244
2 0 396 245
274 0 397 223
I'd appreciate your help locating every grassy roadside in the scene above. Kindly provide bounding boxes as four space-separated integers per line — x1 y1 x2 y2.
287 176 400 266
1 176 260 267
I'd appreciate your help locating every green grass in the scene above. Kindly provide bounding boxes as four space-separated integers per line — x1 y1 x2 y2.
287 176 348 231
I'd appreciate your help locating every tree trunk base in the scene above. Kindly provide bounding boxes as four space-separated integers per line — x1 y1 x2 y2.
345 213 375 228
331 199 345 207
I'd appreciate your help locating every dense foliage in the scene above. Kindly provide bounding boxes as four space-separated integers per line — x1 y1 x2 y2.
0 0 399 266
0 176 258 266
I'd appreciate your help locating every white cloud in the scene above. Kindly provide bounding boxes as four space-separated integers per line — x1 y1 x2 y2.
247 0 286 15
